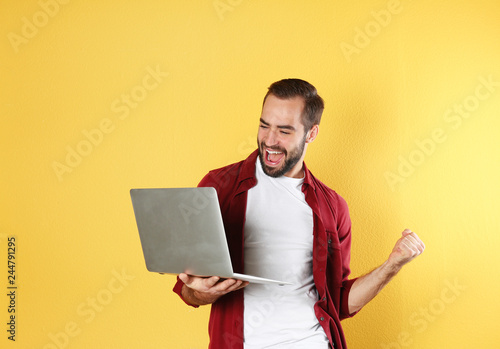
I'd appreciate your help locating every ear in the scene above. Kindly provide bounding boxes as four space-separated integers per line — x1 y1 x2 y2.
305 125 319 144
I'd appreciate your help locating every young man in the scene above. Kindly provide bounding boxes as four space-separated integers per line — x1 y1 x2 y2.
173 79 425 348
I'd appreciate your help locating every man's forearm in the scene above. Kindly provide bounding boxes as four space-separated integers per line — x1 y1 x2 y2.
348 229 425 314
348 260 402 314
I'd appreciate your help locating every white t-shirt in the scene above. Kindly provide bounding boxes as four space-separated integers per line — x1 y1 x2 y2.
243 159 329 348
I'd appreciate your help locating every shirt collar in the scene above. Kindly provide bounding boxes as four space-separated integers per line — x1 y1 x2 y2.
302 160 316 191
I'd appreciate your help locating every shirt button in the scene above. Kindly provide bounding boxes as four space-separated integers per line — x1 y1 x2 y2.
328 239 332 244
322 297 326 301
320 317 325 321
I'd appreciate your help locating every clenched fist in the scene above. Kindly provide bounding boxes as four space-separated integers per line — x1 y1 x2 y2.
387 229 425 270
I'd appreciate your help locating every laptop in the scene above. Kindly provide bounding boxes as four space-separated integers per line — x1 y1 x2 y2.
130 187 290 285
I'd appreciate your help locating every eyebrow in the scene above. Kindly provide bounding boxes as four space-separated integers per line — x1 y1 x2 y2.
259 118 296 131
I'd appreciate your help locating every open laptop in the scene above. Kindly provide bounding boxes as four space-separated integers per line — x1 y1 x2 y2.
130 187 290 285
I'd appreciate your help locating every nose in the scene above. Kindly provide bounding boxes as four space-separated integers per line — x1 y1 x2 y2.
264 129 279 146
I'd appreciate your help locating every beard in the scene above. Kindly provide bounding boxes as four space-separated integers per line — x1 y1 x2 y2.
258 134 307 178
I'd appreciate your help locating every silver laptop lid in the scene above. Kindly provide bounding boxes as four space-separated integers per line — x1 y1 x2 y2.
130 187 234 277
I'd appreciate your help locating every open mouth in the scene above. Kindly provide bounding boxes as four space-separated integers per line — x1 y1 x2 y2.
265 148 285 166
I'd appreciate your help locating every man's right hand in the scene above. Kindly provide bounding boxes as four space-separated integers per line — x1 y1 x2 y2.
179 273 249 306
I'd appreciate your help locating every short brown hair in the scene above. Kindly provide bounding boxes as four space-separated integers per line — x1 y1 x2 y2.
263 78 324 132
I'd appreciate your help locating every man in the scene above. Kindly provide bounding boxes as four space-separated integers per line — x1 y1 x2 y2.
173 79 425 348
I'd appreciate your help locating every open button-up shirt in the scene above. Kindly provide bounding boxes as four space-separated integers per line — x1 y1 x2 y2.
173 150 359 348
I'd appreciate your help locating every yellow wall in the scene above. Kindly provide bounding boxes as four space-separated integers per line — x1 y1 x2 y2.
1 1 499 348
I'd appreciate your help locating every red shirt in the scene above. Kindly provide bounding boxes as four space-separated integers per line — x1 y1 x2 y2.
173 150 359 348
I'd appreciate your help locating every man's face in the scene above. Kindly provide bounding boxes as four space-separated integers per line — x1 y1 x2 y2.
257 94 313 178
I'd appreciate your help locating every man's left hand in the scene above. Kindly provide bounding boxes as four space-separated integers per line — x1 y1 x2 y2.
387 229 425 270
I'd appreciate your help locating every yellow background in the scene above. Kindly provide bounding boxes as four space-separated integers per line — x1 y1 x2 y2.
1 1 499 348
